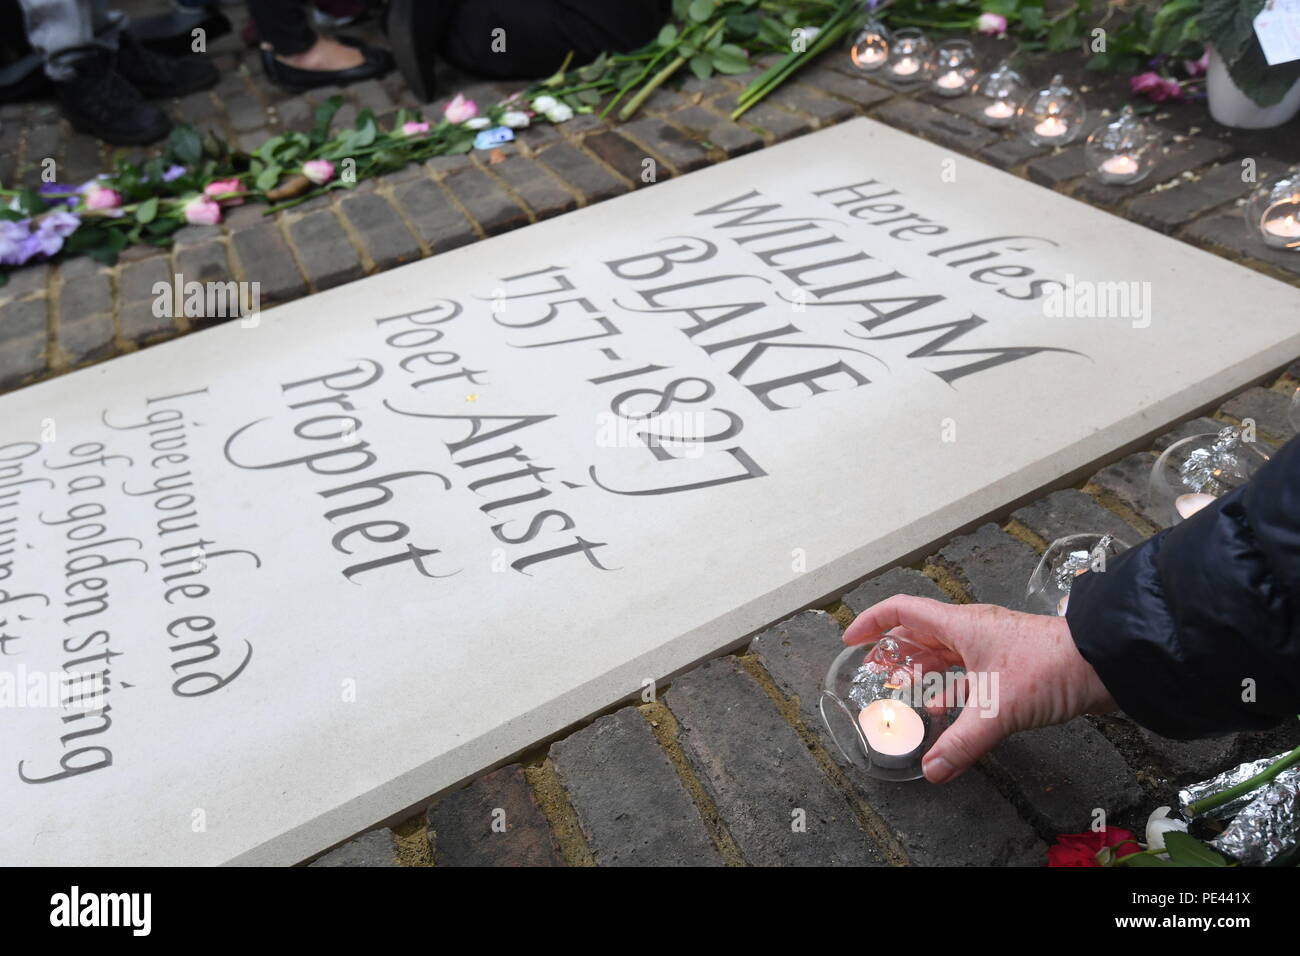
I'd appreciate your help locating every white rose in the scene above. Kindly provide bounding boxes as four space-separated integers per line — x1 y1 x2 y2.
502 110 531 129
544 103 574 123
531 95 559 112
465 117 493 130
1145 806 1189 856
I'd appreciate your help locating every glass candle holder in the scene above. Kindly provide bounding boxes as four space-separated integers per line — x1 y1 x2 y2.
1245 173 1300 251
974 61 1027 127
821 633 963 781
1149 426 1271 525
884 28 933 85
850 18 891 72
1085 105 1159 185
1019 73 1086 146
930 39 977 97
1026 533 1130 616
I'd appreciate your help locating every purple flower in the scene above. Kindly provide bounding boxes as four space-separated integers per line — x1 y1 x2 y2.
38 210 80 239
0 219 32 266
163 165 187 182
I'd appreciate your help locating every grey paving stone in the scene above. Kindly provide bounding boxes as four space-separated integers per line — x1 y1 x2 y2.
619 117 714 174
750 609 1045 866
931 523 1040 610
766 82 860 126
670 105 763 157
666 656 883 866
287 209 365 291
551 708 721 866
337 191 423 272
1127 159 1287 233
391 178 479 253
872 97 998 153
309 828 399 867
173 238 233 287
487 156 579 217
1074 136 1231 207
724 99 816 143
1026 145 1087 187
843 567 949 615
1153 416 1223 452
536 142 630 205
1 293 47 341
1219 386 1296 444
979 135 1053 170
440 165 530 235
1012 489 1146 547
1139 726 1241 782
117 254 171 306
0 331 47 392
797 65 893 110
1183 210 1300 282
0 263 50 303
428 763 565 867
582 129 674 185
986 719 1143 835
1087 452 1166 529
230 222 308 303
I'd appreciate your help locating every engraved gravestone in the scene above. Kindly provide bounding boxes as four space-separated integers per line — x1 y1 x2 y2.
2 118 1298 864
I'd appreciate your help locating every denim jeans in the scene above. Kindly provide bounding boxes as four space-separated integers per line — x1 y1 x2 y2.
17 0 126 80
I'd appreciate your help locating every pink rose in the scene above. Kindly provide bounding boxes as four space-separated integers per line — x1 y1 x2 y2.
401 120 432 136
443 93 479 124
1184 49 1209 78
83 184 122 211
302 159 336 186
976 12 1008 36
1130 71 1184 102
183 196 223 226
204 178 246 206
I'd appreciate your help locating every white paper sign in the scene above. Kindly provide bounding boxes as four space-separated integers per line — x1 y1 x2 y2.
2 119 1299 866
1255 0 1300 66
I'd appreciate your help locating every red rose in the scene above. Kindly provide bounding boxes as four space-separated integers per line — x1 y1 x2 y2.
1048 827 1141 867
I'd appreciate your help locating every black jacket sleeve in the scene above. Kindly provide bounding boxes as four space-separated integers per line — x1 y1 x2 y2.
1066 434 1300 739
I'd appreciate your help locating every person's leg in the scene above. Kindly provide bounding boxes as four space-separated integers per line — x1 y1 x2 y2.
246 0 318 57
17 0 123 80
437 0 669 79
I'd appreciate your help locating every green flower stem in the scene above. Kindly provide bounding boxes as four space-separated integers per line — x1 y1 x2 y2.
618 20 725 122
602 25 693 118
733 2 857 119
1186 740 1300 819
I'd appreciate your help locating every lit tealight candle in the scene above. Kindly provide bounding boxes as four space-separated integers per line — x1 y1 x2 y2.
984 100 1015 120
1175 492 1216 519
936 71 966 90
892 56 919 77
1100 154 1139 178
853 46 887 68
1263 213 1300 238
1034 115 1068 138
858 698 926 768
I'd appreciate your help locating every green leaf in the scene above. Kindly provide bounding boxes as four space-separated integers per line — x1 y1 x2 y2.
311 96 344 144
255 164 282 192
1163 832 1230 867
690 53 714 82
712 44 751 74
136 196 158 225
1122 853 1174 867
657 23 678 47
169 125 203 166
688 0 713 24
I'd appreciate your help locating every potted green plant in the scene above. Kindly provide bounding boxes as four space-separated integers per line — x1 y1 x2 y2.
1199 0 1300 128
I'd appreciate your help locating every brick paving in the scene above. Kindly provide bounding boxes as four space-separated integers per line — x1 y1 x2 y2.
3 3 1299 867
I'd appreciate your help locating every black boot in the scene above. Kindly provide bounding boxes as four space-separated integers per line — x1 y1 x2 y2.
54 48 172 146
386 0 449 103
114 29 220 99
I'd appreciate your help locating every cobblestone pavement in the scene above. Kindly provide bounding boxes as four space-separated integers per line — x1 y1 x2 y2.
3 4 1299 866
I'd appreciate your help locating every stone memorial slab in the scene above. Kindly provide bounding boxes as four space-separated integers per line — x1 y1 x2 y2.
2 118 1298 865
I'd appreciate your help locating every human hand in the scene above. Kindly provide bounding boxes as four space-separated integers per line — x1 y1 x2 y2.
843 595 1117 784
